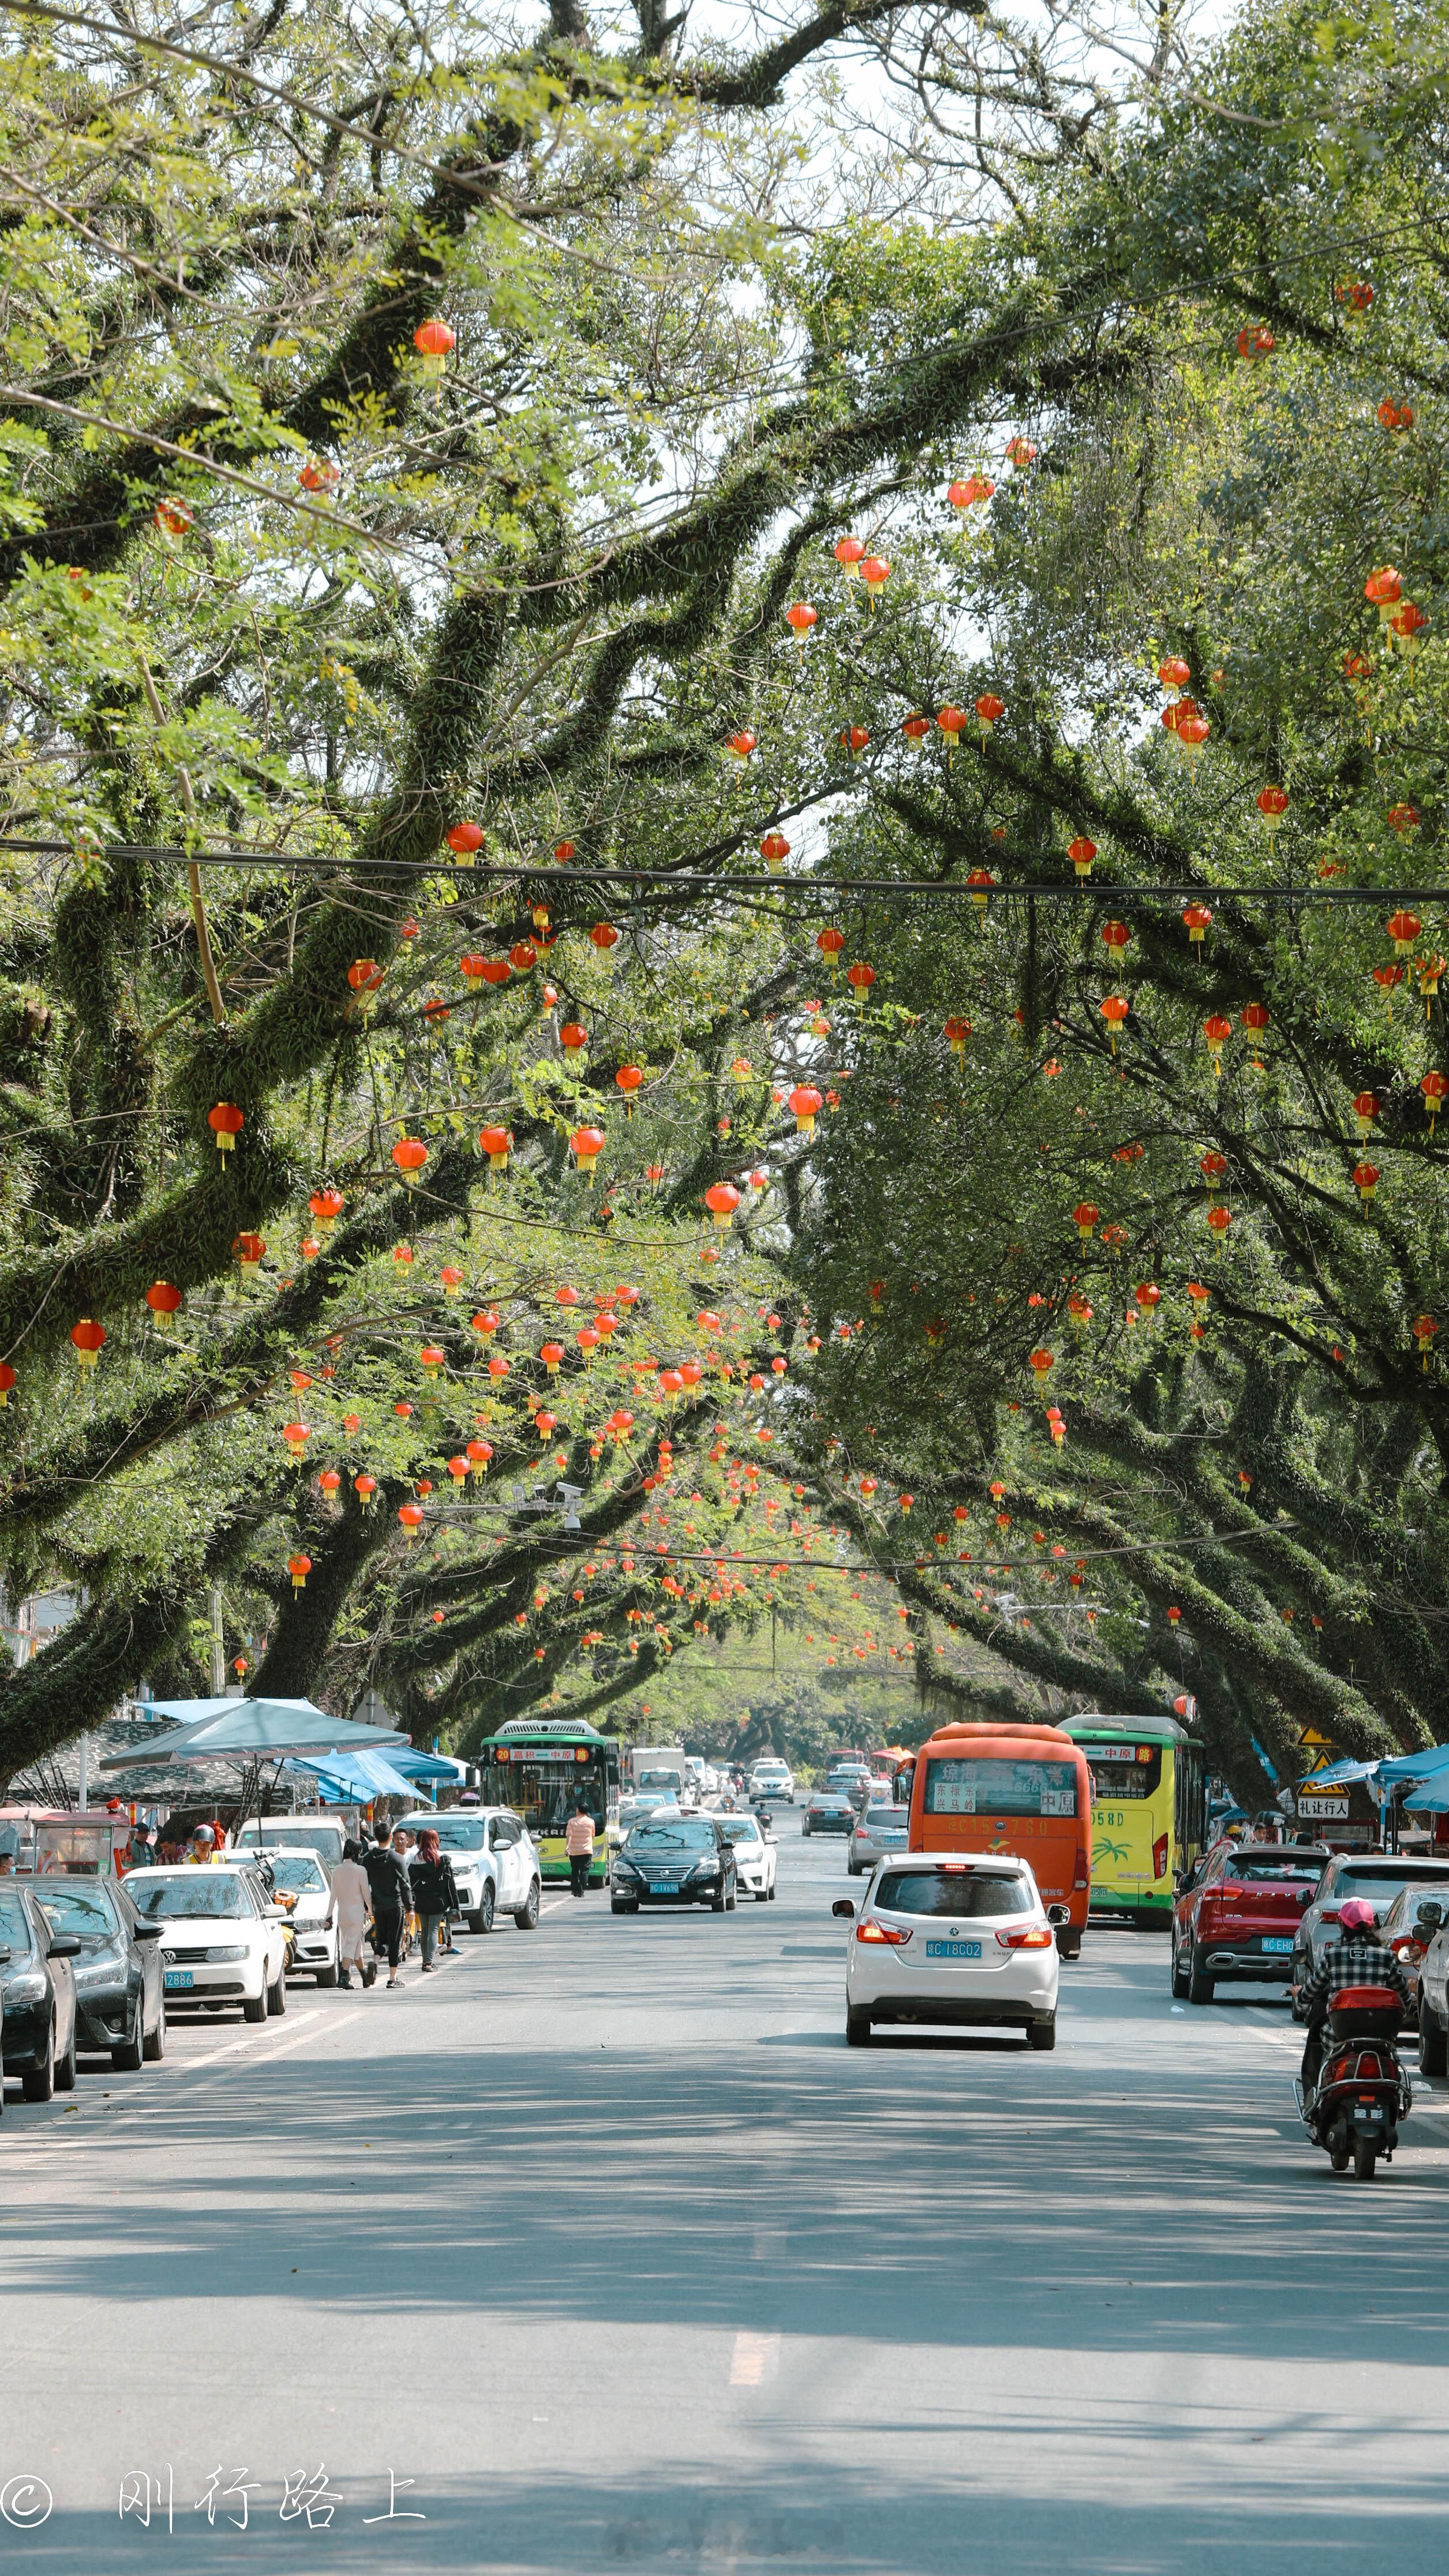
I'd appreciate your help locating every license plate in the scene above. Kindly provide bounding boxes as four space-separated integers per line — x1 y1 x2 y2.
1261 1938 1294 1954
926 1939 982 1959
163 1970 194 1990
648 1882 675 1896
1359 2106 1384 2122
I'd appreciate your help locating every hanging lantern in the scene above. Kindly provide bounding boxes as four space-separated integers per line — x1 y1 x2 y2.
1387 909 1422 955
508 940 538 975
847 961 875 999
788 1084 823 1135
347 958 383 1009
1205 1204 1231 1246
540 1341 565 1377
1072 1201 1099 1242
816 928 845 971
1388 803 1421 836
1336 278 1375 317
70 1317 106 1371
760 832 790 873
570 1125 606 1180
487 1353 510 1381
1004 435 1036 466
834 537 864 577
309 1186 344 1232
1374 963 1405 1005
398 1502 425 1540
859 555 890 607
1352 1161 1380 1205
1202 1014 1233 1076
725 731 757 765
1256 785 1288 847
418 1344 445 1377
944 1015 972 1056
1028 1347 1054 1387
1365 566 1402 623
1068 836 1096 880
615 1065 643 1115
413 317 455 376
966 867 995 912
840 724 870 757
288 1552 313 1592
391 1136 428 1184
153 496 194 538
1177 713 1210 757
233 1232 266 1278
1200 1151 1227 1185
901 712 931 746
1182 903 1213 945
1392 601 1428 660
144 1280 182 1328
589 921 620 955
1136 1282 1162 1317
1412 1314 1439 1368
1241 1002 1270 1036
975 691 1005 743
0 1362 16 1406
477 1125 512 1173
439 1264 465 1298
1422 1071 1448 1133
281 1420 310 1458
317 1467 342 1499
208 1101 244 1156
705 1182 741 1228
1353 1090 1380 1139
1377 398 1414 432
444 821 484 860
445 1454 469 1489
784 602 817 645
1100 994 1129 1052
392 1242 414 1270
299 457 339 495
459 953 488 990
466 1439 493 1480
1235 324 1275 360
559 1020 588 1055
1158 658 1191 697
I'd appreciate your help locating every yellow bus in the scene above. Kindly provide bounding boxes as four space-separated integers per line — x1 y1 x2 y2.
1061 1714 1208 1926
480 1718 621 1886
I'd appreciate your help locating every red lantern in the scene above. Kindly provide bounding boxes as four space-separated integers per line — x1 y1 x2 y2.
784 602 817 644
477 1126 511 1171
1202 1014 1233 1074
1071 1201 1099 1242
414 318 455 374
615 1065 643 1114
1100 918 1131 955
1200 1152 1227 1185
944 1015 971 1055
1388 803 1421 835
975 691 1005 742
1235 325 1275 360
540 1341 565 1377
309 1186 344 1231
816 928 845 971
1004 436 1036 467
1352 1161 1380 1204
559 1021 588 1054
208 1100 244 1155
233 1232 265 1276
901 712 931 744
788 1085 823 1135
508 939 538 974
1365 566 1402 620
145 1280 182 1328
70 1317 106 1370
391 1137 428 1184
288 1553 313 1592
760 831 790 871
153 496 193 537
966 867 995 912
705 1182 741 1228
840 724 870 756
1412 1314 1439 1368
846 961 875 997
466 1439 493 1480
299 457 339 494
398 1502 425 1540
1256 785 1288 847
419 1343 445 1377
1182 903 1213 946
948 473 994 512
570 1125 606 1178
1241 1002 1270 1034
1422 1072 1448 1133
725 731 757 763
859 556 890 605
1067 836 1096 880
353 1473 377 1508
1377 398 1414 433
1387 909 1422 956
834 536 864 576
1100 994 1129 1051
1353 1091 1380 1139
1336 279 1374 314
589 921 619 953
1158 658 1191 696
1028 1347 1054 1386
1205 1204 1231 1244
1136 1282 1161 1316
0 1361 15 1406
282 1417 312 1459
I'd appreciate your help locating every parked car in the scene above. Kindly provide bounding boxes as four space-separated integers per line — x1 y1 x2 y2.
123 1864 289 2023
803 1790 855 1838
1379 1886 1447 2030
0 1881 80 2100
234 1817 349 1870
264 1848 339 1985
20 1871 165 2066
716 1812 777 1900
1291 1853 1449 2016
395 1807 541 1933
834 1855 1066 2048
847 1802 912 1876
611 1815 738 1912
1412 1905 1449 2073
1171 1842 1330 2004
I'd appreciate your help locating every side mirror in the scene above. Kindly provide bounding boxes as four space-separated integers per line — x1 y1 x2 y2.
264 1903 287 1919
47 1934 83 1959
832 1899 856 1920
1046 1904 1070 1927
133 1921 163 1941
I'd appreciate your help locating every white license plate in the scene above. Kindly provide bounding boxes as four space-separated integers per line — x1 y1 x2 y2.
926 1939 982 1959
1261 1938 1294 1954
163 1970 194 1990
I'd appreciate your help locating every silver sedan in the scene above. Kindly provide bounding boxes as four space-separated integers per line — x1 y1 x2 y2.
846 1803 912 1877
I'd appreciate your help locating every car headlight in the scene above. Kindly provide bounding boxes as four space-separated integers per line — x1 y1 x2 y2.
5 1972 47 2004
685 1859 719 1881
613 1858 642 1880
206 1945 249 1964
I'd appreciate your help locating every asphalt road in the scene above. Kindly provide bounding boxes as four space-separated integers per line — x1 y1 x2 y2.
3 1813 1449 2574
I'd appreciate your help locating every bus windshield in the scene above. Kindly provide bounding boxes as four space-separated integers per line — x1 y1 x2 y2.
923 1757 1077 1818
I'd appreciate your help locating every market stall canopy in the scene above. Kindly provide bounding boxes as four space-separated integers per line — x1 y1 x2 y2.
284 1749 420 1803
99 1698 407 1772
1377 1744 1449 1786
1296 1757 1384 1789
390 1748 463 1783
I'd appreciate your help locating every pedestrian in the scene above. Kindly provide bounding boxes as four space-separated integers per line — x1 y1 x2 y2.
409 1829 459 1972
564 1798 595 1897
361 1822 411 1989
392 1828 418 1959
332 1839 373 1990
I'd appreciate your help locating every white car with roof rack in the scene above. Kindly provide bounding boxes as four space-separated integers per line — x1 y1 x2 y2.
833 1851 1066 2049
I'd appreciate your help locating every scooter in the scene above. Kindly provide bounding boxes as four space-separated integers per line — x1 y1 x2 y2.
1296 1983 1412 2180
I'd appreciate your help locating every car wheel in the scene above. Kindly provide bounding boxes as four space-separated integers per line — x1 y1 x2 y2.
1027 2016 1057 2051
1330 2142 1350 2172
112 2000 145 2072
754 1889 769 1902
267 1965 287 2016
1170 1935 1190 2000
1058 1937 1081 1963
725 1884 737 1911
315 1962 339 1988
21 2017 55 2102
55 2017 78 2092
711 1888 727 1912
845 2006 872 2046
469 1882 496 1935
767 1882 776 1901
514 1878 541 1931
1186 1942 1214 2005
242 1986 268 2024
1421 2002 1448 2077
143 2001 166 2062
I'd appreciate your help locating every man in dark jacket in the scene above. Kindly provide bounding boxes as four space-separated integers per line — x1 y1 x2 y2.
362 1824 411 1989
1298 1897 1413 2098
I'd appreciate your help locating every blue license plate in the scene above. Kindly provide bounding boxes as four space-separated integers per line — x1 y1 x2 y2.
1261 1938 1294 1955
648 1883 674 1896
926 1939 982 1959
163 1970 194 1990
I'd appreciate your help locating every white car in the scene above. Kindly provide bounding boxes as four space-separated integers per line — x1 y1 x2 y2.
125 1864 290 2024
834 1853 1064 2050
395 1808 541 1933
263 1848 339 1985
749 1762 794 1806
717 1813 778 1900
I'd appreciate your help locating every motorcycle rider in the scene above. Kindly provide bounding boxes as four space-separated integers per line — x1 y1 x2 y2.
1298 1896 1413 2102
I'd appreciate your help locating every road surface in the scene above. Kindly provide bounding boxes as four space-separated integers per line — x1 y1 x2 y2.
3 1814 1449 2573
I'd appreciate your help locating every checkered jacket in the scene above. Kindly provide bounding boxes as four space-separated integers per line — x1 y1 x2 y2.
1299 1934 1412 2028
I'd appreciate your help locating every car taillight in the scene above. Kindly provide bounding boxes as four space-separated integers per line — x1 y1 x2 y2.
855 1827 868 1839
856 1919 912 1945
995 1926 1054 1950
1073 1855 1089 1890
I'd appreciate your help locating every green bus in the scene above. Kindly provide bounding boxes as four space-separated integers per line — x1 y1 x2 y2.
1060 1713 1208 1925
480 1718 621 1886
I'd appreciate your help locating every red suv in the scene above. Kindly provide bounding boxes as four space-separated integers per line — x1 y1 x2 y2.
1172 1842 1330 2004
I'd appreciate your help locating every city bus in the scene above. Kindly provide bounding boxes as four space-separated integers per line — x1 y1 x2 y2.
905 1723 1093 1956
479 1718 621 1886
1061 1713 1208 1926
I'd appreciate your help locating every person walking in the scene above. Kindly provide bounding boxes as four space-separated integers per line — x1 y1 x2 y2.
393 1827 418 1961
565 1798 596 1898
361 1822 411 1988
409 1829 459 1972
332 1839 373 1990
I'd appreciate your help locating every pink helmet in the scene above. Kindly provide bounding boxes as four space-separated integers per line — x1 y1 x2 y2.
1338 1897 1378 1934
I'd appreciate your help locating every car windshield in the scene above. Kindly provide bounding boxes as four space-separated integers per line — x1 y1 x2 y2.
0 1889 35 1950
717 1818 761 1845
267 1855 328 1894
1335 1865 1449 1905
29 1884 119 1940
126 1873 253 1920
419 1819 484 1851
875 1869 1033 1919
866 1806 909 1827
1226 1853 1325 1882
627 1822 719 1854
923 1757 1077 1818
811 1794 850 1808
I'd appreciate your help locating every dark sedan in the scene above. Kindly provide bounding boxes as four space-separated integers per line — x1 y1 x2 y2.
20 1874 166 2069
803 1791 855 1837
610 1817 737 1914
0 1882 81 2103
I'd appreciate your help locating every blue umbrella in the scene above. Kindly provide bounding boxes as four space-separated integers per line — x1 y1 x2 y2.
99 1698 407 1772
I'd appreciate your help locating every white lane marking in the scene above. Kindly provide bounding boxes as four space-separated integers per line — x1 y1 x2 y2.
541 1897 570 1916
170 2009 324 2073
729 2331 780 2387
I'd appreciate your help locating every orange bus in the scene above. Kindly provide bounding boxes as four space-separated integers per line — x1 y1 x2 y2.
905 1723 1093 1957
